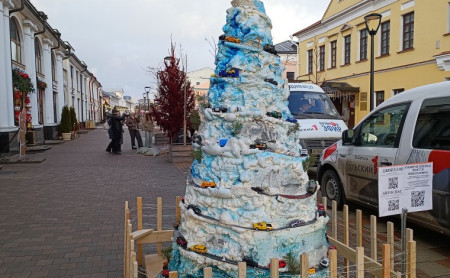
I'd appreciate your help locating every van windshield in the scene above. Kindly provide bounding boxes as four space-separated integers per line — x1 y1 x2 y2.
288 91 341 119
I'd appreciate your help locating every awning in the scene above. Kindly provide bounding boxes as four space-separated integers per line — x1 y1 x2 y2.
321 82 359 101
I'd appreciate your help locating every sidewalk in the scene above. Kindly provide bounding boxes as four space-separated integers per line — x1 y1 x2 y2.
0 128 187 278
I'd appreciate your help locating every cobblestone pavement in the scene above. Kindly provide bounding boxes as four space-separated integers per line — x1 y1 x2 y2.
0 128 187 278
1 128 449 278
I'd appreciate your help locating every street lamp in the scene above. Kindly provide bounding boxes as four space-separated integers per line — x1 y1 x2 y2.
144 86 150 111
364 13 382 111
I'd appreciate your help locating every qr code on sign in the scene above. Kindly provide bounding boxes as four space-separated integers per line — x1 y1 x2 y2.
388 199 399 211
388 177 399 189
411 191 425 207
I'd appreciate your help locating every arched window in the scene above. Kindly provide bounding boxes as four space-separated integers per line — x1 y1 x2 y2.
35 38 42 74
10 18 21 63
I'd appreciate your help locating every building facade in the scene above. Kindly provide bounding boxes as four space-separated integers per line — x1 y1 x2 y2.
293 0 450 126
0 0 103 152
274 40 298 81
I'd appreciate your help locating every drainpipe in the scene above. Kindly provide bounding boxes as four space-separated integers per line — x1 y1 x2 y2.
50 29 61 52
9 0 24 15
33 11 47 37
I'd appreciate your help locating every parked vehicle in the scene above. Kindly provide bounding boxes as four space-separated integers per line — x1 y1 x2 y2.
318 82 450 235
288 83 347 169
288 219 305 228
253 222 273 231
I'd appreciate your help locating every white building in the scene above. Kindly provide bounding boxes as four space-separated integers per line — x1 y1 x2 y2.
0 0 103 151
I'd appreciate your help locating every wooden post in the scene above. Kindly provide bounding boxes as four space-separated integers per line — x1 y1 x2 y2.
356 209 362 247
270 258 279 278
322 196 327 212
343 205 349 277
329 249 338 278
131 251 136 278
300 253 309 278
356 247 364 278
387 221 395 270
371 215 377 260
382 244 391 278
124 201 129 278
137 197 143 266
332 200 338 238
169 271 178 278
238 262 247 278
176 196 181 225
204 267 212 278
157 197 163 256
407 241 416 278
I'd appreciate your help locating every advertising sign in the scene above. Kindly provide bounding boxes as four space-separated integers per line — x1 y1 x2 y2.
378 162 433 217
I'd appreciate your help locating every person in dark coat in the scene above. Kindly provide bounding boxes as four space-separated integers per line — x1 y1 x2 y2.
108 108 126 155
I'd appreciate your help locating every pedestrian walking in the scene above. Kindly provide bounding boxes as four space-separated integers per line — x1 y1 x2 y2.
125 112 143 149
109 107 126 155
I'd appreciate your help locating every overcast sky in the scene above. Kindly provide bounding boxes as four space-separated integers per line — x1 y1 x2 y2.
31 0 330 101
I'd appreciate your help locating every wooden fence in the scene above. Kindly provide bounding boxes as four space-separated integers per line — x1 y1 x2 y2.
123 197 416 278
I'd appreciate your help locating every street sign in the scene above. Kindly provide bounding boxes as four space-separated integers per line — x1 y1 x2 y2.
378 162 433 217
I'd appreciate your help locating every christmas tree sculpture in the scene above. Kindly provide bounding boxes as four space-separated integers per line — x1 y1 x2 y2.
168 0 330 277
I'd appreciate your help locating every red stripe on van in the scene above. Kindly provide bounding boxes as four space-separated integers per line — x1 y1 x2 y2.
428 150 450 174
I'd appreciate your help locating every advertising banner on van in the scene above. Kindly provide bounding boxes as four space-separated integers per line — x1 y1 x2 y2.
378 162 433 217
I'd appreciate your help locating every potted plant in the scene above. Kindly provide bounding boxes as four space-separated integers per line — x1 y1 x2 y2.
60 106 72 141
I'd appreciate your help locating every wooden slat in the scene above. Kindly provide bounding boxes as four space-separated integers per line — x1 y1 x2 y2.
157 197 163 256
270 258 279 278
136 230 174 245
382 244 390 278
328 236 399 277
301 253 309 278
356 247 364 278
238 262 246 278
356 209 362 247
387 221 395 270
408 241 416 278
332 200 337 238
343 205 349 277
329 249 337 278
137 197 143 266
131 229 155 240
144 254 165 278
204 267 212 278
169 271 178 278
370 215 377 260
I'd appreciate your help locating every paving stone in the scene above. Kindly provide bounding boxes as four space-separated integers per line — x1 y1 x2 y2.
0 129 186 278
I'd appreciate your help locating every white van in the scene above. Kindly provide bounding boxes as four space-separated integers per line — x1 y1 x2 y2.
288 83 348 167
318 81 450 235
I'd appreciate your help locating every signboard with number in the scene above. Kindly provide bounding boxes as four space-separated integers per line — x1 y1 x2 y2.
378 162 433 217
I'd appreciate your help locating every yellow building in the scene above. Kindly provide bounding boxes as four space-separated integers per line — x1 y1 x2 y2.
293 0 450 127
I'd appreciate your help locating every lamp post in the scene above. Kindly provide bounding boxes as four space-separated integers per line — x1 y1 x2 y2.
144 86 150 111
364 13 382 111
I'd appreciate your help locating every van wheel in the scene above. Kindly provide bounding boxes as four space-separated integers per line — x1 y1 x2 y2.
321 169 345 209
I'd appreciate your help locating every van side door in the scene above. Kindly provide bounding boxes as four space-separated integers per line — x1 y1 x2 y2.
343 104 410 206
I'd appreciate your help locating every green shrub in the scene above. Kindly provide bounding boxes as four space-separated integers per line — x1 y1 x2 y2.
69 106 78 130
189 110 201 131
60 106 72 133
160 246 173 261
193 149 203 162
302 155 317 171
284 251 300 274
231 121 243 136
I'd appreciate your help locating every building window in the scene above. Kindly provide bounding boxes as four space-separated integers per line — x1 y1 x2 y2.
381 21 390 55
344 35 351 65
51 54 56 80
35 39 42 74
286 72 295 80
403 12 414 50
376 91 385 106
307 49 313 74
360 29 368 61
393 88 404 96
319 45 325 71
196 82 200 86
330 40 337 68
10 18 21 63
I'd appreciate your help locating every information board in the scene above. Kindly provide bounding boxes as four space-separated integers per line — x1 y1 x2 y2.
378 162 433 217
